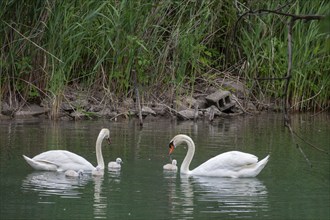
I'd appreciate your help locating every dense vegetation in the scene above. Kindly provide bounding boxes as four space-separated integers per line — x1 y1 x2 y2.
0 0 329 116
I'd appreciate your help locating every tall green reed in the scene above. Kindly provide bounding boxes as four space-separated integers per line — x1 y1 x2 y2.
1 0 327 116
1 0 235 102
236 0 329 111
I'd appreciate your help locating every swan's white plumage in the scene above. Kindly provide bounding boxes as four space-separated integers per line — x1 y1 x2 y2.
108 158 122 170
23 128 110 172
23 150 94 171
169 134 269 178
163 159 178 171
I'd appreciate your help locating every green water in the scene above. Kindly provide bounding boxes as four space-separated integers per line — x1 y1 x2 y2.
0 114 329 219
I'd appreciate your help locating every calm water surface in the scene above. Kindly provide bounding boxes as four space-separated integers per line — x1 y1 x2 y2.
0 113 329 219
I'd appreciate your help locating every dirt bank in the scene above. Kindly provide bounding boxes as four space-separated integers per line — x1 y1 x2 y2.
0 80 280 121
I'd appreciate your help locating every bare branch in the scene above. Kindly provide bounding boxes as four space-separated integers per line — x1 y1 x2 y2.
252 9 325 21
232 2 329 162
284 19 294 127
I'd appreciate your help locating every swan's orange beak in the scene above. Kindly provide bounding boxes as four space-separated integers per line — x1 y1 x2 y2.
107 138 111 145
168 143 175 155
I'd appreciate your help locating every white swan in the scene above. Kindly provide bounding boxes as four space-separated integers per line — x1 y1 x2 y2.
163 159 178 171
108 158 122 170
65 169 84 178
22 128 110 172
168 134 270 178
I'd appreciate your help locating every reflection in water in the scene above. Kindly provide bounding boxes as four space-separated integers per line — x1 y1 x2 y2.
21 171 89 199
22 171 111 219
192 176 268 215
176 121 199 136
93 176 106 219
163 171 180 217
21 169 123 219
167 175 269 219
92 170 122 218
108 170 121 183
178 176 194 218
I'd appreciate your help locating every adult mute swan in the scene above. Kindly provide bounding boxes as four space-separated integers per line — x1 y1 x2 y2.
23 128 110 172
168 134 269 178
163 159 178 171
108 158 122 170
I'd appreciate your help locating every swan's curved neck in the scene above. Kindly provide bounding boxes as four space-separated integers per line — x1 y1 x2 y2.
95 134 105 169
179 136 195 174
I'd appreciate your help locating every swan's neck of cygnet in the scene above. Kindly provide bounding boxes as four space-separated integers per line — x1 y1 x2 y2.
180 136 195 174
95 134 105 169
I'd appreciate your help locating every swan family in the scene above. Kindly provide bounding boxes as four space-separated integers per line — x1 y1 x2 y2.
23 128 110 173
23 129 269 178
168 134 269 178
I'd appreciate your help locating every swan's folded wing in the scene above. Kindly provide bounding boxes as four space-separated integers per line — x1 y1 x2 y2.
23 155 58 171
196 151 258 172
32 150 94 171
223 151 258 170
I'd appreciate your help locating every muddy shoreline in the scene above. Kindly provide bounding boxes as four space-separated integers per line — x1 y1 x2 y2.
0 82 281 121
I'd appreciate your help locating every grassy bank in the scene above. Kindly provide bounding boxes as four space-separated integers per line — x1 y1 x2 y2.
1 0 329 117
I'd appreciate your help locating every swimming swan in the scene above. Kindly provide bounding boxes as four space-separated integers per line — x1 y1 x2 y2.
65 169 84 178
108 158 123 170
163 159 178 171
92 165 104 176
22 128 110 172
168 134 269 178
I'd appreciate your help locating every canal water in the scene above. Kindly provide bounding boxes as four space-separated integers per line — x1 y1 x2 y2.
0 113 329 219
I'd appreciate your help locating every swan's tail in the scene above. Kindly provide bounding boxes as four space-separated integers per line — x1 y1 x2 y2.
254 155 270 177
23 155 35 167
22 155 57 171
23 155 42 170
